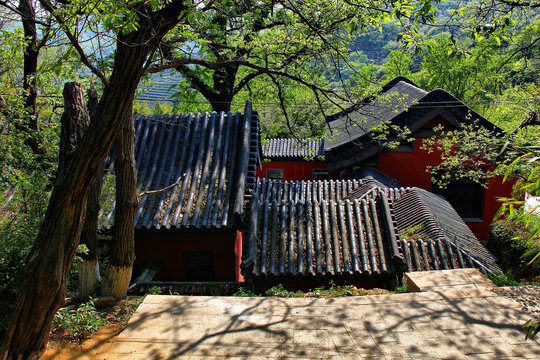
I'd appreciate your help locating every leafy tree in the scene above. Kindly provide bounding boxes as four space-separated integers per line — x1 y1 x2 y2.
133 100 152 115
157 0 375 113
415 36 510 101
382 49 413 80
0 1 190 358
151 100 163 116
497 147 540 340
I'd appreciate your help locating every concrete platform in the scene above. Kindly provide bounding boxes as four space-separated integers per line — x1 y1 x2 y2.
100 285 540 359
405 269 495 292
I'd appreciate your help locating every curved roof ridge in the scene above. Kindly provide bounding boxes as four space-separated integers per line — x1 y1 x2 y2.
381 76 422 92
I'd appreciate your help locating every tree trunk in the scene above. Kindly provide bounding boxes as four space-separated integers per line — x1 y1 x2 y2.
101 105 138 300
78 85 103 299
0 83 89 360
0 3 187 357
19 0 46 155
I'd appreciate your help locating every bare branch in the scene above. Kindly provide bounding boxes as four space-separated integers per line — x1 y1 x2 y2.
137 174 185 201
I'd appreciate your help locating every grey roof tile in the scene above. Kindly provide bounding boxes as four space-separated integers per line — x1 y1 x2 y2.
263 138 324 159
325 80 427 151
101 103 260 230
392 187 502 275
241 178 502 281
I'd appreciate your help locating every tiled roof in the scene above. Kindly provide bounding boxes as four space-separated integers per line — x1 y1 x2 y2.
241 194 400 278
392 188 501 275
344 167 402 188
262 138 324 159
400 237 492 273
241 179 502 281
252 178 361 203
101 102 260 230
324 77 501 169
325 78 428 151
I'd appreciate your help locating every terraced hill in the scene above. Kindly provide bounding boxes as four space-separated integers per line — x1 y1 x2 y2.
137 71 183 106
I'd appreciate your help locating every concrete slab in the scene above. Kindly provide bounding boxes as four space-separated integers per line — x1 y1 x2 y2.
69 285 540 359
405 269 494 292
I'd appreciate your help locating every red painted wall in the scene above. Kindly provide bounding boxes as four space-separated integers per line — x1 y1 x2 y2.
257 160 327 181
259 137 514 242
134 230 237 281
235 231 244 282
376 138 440 189
374 138 515 241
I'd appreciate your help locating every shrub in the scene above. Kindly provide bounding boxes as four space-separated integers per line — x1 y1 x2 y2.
487 220 538 280
51 299 109 343
265 284 303 298
232 287 258 297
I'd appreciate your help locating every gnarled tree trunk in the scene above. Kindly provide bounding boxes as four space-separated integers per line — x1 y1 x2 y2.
0 4 187 358
78 85 103 299
19 0 47 155
101 104 138 300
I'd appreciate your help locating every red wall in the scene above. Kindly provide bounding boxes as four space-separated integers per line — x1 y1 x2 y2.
376 138 440 189
374 138 514 241
235 231 244 282
258 138 514 242
134 230 237 281
257 161 327 181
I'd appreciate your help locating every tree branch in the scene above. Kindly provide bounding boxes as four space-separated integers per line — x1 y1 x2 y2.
137 174 185 201
147 57 344 100
38 0 109 87
497 35 540 73
175 63 218 100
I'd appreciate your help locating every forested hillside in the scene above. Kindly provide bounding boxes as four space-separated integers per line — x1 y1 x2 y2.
134 0 539 140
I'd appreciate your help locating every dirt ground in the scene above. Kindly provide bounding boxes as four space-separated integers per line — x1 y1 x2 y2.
42 324 123 360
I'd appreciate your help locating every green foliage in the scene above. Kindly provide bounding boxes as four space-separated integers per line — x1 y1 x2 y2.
50 297 143 344
392 285 409 294
264 283 390 298
523 319 540 340
488 272 536 287
265 284 304 298
0 122 58 335
146 286 163 295
51 299 109 343
398 224 426 239
232 287 258 297
487 220 537 278
382 49 413 80
497 146 540 340
151 101 174 116
133 100 152 116
414 36 509 102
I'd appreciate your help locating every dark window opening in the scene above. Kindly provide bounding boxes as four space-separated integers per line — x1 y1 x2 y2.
184 251 215 281
267 168 284 180
432 177 484 219
358 153 379 167
313 169 330 180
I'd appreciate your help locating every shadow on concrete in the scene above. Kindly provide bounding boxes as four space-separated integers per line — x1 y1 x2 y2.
55 286 540 359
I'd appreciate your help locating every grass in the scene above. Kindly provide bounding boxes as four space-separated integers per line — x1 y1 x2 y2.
231 283 393 298
489 272 539 287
